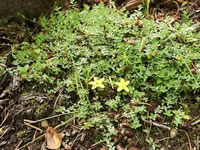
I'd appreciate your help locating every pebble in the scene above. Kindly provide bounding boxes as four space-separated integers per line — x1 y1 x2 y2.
41 120 49 128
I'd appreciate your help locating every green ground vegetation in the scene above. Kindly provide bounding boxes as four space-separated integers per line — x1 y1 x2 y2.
11 3 200 149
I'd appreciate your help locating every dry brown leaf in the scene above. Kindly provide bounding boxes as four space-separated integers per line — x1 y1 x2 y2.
45 127 62 149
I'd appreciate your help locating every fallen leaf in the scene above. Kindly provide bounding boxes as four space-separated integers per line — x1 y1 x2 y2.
45 127 62 149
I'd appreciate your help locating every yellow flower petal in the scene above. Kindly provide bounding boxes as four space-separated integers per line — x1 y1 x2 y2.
117 87 123 92
94 77 99 80
115 78 130 92
124 87 129 92
89 77 105 89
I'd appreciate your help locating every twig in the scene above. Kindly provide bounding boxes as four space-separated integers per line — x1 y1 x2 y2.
146 119 152 139
0 99 10 105
133 102 153 108
190 116 200 123
14 140 23 150
144 120 171 131
54 87 64 109
18 116 75 150
0 110 10 127
71 133 82 148
0 108 23 139
180 130 192 150
69 123 81 130
109 76 114 89
32 130 37 142
18 133 45 150
197 133 199 150
191 117 200 126
54 116 75 129
78 144 87 150
0 125 11 139
0 63 6 68
24 122 43 132
90 140 104 148
24 112 73 124
155 137 170 143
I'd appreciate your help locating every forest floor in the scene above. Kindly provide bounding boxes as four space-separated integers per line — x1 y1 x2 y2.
0 1 200 150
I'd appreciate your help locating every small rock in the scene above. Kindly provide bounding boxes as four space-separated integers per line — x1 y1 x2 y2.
41 120 48 128
65 131 71 137
0 141 7 147
160 147 166 150
71 130 78 136
170 128 178 138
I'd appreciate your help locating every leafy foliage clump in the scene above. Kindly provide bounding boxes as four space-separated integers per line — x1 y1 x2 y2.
12 4 200 148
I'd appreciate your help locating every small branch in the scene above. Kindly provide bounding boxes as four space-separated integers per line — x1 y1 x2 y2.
0 125 11 139
54 116 75 129
54 87 64 109
0 110 10 127
144 120 171 131
18 133 45 150
14 140 23 150
24 122 43 132
90 140 105 148
197 133 199 150
24 112 73 124
155 137 170 144
180 130 192 150
109 76 114 89
191 117 200 126
0 63 6 68
71 133 82 148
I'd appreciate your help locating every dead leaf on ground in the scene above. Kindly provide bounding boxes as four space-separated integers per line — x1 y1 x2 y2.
45 127 62 149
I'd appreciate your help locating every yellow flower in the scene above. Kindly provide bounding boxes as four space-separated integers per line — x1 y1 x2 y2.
89 77 105 89
177 55 182 61
115 78 130 92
